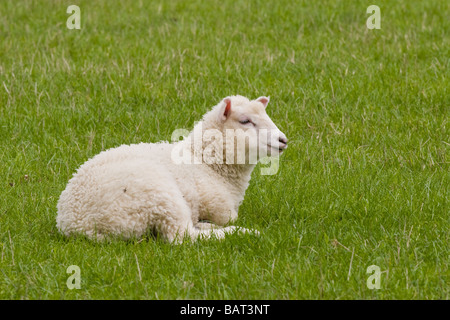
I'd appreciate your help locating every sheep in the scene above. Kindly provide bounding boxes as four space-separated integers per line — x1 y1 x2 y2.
56 95 288 243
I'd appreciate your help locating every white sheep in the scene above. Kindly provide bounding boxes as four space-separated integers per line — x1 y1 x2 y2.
56 95 288 242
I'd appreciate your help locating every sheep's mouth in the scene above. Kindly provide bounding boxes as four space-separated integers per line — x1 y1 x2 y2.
267 144 286 153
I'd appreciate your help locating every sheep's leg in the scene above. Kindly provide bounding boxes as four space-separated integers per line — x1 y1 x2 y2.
165 221 254 243
186 224 240 241
155 194 257 243
183 224 260 243
155 205 234 243
195 221 260 236
195 221 223 230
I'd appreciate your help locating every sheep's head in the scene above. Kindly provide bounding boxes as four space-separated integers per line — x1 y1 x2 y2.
216 95 288 164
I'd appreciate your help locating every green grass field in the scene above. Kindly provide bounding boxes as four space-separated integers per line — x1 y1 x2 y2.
0 0 448 299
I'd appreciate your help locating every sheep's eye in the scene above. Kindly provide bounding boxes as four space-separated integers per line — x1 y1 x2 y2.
239 119 251 125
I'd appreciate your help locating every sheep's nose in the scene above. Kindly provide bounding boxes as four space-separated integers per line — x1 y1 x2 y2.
279 136 288 148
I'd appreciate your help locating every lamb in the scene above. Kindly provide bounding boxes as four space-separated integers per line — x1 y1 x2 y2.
56 95 288 243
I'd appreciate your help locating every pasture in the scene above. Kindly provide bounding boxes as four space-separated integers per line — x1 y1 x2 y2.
0 0 448 299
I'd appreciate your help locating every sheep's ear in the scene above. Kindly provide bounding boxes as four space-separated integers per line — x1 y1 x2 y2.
219 97 232 122
256 96 270 108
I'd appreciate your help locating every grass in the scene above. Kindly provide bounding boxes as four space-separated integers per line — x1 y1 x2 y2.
0 0 448 299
